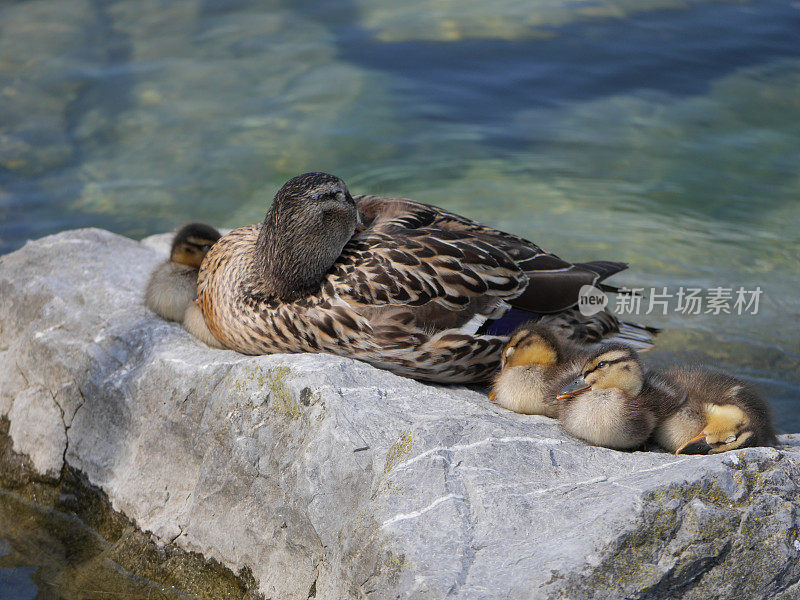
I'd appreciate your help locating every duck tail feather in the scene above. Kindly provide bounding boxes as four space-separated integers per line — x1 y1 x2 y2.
599 283 642 295
574 260 628 282
600 320 661 351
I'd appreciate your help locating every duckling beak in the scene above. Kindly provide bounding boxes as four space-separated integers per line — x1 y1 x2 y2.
557 377 591 400
674 431 713 455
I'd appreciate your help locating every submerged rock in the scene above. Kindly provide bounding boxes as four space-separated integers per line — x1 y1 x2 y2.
0 228 799 599
0 419 259 599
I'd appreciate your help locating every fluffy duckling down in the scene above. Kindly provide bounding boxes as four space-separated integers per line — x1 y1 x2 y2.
655 366 777 454
556 345 777 454
490 323 585 418
555 344 685 450
145 223 224 348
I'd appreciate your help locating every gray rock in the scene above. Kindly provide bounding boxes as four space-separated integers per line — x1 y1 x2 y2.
0 228 799 600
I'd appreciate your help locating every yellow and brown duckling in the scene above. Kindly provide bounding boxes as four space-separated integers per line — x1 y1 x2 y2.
655 366 777 454
197 172 658 384
556 345 777 454
145 223 224 348
489 323 586 417
555 344 685 450
146 222 221 322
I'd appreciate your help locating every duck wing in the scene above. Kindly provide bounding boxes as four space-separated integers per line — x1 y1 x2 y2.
333 196 528 313
353 196 657 350
354 196 625 314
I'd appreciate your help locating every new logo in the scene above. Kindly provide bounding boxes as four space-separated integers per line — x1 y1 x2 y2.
578 284 608 316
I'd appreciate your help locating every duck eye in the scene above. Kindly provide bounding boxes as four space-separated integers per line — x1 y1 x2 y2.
318 191 339 202
201 245 211 252
597 361 608 368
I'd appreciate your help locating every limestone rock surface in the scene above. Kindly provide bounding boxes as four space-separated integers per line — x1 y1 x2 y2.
1 229 799 599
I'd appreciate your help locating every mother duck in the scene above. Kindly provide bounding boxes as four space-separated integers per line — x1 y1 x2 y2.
197 172 655 383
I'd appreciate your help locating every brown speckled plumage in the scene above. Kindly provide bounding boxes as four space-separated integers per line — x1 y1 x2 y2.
197 173 654 383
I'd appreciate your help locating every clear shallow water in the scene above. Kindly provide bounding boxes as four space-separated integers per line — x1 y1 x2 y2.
0 489 204 600
0 5 798 403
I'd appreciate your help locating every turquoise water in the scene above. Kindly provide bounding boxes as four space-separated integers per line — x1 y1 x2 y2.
1 0 798 432
0 1 799 595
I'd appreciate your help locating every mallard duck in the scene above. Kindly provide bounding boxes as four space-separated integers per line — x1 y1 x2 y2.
556 344 685 450
145 223 222 347
489 323 586 417
197 172 657 383
655 366 777 454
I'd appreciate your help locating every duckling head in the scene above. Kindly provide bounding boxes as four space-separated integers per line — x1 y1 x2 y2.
674 404 751 455
557 343 644 400
500 323 562 369
170 222 222 268
258 172 361 301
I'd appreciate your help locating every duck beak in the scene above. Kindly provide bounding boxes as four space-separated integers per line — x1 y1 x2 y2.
557 377 591 400
674 431 713 455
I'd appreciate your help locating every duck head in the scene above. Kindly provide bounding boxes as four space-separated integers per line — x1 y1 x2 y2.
257 172 361 301
557 344 644 400
170 222 222 268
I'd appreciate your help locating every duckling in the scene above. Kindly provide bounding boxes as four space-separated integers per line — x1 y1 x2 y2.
556 344 685 450
489 323 585 417
145 222 221 322
182 302 225 349
655 366 777 454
